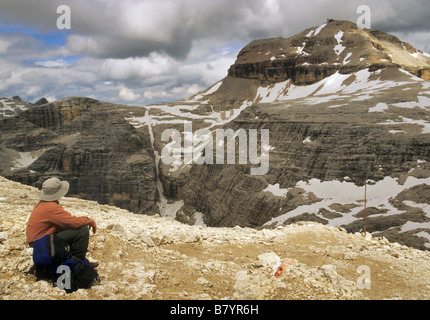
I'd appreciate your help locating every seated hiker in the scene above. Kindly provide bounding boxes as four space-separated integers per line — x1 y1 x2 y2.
26 177 97 264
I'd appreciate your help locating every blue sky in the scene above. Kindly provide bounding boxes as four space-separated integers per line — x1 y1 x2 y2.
0 23 69 47
0 0 429 106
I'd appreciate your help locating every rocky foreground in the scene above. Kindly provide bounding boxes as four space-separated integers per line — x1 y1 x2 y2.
0 176 429 300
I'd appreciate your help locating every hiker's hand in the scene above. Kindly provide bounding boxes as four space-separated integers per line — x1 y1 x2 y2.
89 219 97 234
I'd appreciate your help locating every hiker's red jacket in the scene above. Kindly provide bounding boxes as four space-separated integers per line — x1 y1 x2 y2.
26 201 94 243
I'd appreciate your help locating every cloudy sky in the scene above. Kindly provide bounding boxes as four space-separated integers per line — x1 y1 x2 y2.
0 0 429 106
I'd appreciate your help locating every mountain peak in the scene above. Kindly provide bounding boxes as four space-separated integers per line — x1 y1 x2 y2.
228 20 430 84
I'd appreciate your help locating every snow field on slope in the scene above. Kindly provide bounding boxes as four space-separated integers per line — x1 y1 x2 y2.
262 168 430 244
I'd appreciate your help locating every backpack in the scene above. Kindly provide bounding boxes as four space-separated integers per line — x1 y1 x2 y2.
31 234 100 293
30 234 71 284
59 257 100 293
32 234 70 271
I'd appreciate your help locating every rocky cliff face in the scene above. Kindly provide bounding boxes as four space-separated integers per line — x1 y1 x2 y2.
0 96 33 119
228 20 430 84
0 97 159 215
146 20 430 251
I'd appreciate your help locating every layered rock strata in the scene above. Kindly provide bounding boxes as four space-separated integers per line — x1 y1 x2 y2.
0 97 159 215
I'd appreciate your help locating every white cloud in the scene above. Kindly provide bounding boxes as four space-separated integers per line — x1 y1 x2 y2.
35 58 70 68
100 53 175 80
0 0 429 106
119 87 141 101
143 90 170 100
45 96 57 103
0 37 10 53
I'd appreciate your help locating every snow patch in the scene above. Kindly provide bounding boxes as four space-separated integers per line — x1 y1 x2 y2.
205 100 252 127
262 183 289 197
378 116 430 134
313 23 327 36
391 96 430 110
306 29 315 38
315 72 350 95
333 31 345 56
126 98 250 129
415 231 430 248
296 42 309 56
159 199 184 219
368 103 389 113
187 81 223 102
0 98 28 118
264 175 430 228
343 52 352 64
254 68 415 106
203 81 223 96
255 80 290 103
11 151 44 170
192 211 207 227
398 68 424 81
